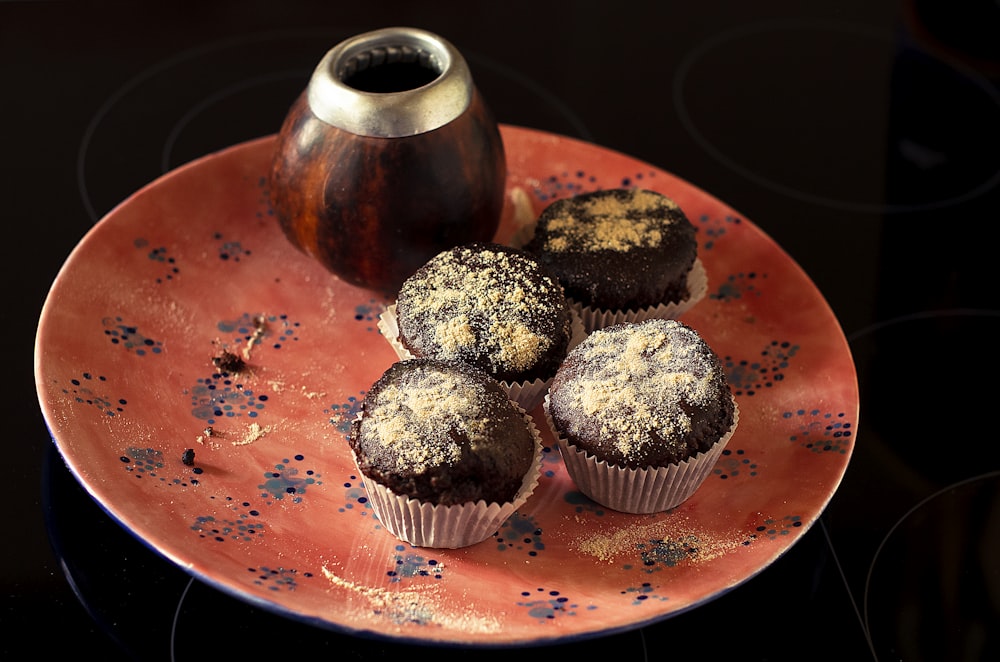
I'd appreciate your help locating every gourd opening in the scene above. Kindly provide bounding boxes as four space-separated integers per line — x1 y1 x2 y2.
340 46 442 93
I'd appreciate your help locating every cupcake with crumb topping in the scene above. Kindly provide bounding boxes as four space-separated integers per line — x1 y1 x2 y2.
523 188 707 331
544 318 738 513
378 242 583 411
349 358 543 548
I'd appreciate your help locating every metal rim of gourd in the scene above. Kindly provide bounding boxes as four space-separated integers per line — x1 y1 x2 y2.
306 26 474 138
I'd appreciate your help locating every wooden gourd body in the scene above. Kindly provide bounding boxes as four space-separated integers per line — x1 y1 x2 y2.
269 88 506 295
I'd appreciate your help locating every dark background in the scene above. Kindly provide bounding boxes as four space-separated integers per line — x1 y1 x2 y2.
4 1 999 659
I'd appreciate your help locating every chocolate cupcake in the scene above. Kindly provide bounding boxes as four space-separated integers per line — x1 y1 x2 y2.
379 242 583 411
523 188 707 331
544 318 738 513
349 358 542 548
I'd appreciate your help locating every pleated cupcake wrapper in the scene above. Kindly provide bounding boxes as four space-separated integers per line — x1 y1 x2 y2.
506 209 537 249
351 404 544 548
543 395 739 514
378 304 587 412
570 258 708 333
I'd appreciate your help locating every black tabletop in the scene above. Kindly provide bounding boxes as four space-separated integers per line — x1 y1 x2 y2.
6 1 999 660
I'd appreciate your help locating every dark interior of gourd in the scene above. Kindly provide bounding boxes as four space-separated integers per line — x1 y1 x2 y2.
343 59 440 93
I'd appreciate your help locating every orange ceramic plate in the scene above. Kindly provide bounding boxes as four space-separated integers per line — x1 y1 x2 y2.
35 126 858 646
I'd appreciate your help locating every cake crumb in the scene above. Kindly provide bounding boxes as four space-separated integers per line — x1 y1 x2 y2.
300 385 325 399
195 426 217 445
242 314 268 361
232 422 273 446
212 348 247 374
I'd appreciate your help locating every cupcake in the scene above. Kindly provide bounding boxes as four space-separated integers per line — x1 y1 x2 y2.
378 242 583 411
544 318 738 514
522 188 707 331
348 358 543 548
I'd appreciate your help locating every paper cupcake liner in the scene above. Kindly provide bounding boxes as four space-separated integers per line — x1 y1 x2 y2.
570 257 708 333
544 395 739 514
352 404 544 548
378 304 586 412
505 186 538 249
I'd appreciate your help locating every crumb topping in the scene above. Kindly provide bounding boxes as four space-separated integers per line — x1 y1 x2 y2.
365 369 489 474
551 319 726 462
397 244 567 375
542 189 678 253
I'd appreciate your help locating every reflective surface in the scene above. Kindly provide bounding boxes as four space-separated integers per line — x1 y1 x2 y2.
8 1 999 659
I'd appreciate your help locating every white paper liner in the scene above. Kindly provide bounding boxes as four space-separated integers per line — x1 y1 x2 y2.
544 395 740 514
571 257 708 333
352 404 544 548
505 186 538 249
377 304 586 412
